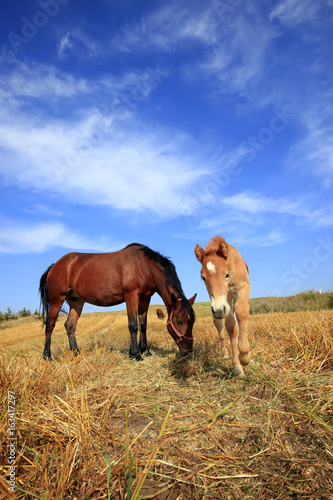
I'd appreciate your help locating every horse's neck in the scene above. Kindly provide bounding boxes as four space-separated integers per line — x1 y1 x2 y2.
155 281 176 314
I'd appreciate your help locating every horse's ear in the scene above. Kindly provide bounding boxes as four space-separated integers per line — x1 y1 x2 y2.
188 293 196 305
171 293 177 305
217 239 228 260
195 244 205 263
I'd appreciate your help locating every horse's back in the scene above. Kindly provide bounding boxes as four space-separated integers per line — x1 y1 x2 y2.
228 244 250 282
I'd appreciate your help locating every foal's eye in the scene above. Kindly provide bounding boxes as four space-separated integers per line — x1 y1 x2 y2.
225 273 229 279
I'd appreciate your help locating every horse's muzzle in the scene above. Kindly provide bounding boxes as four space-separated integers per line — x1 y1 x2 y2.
211 305 226 319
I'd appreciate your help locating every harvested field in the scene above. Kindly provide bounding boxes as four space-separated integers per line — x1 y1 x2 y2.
1 308 333 499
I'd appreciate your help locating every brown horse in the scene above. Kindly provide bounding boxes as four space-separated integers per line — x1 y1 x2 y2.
39 244 196 361
195 236 251 376
156 309 165 319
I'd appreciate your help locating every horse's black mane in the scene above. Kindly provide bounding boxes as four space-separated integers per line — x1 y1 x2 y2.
126 243 195 319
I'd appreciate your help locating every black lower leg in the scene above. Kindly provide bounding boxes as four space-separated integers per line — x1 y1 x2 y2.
43 335 52 360
65 320 80 355
139 315 151 356
43 324 54 360
128 316 141 360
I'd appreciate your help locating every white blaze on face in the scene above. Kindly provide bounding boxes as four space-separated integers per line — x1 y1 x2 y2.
206 261 216 274
205 261 229 318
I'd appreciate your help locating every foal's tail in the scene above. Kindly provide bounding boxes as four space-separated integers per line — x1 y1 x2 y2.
39 264 54 326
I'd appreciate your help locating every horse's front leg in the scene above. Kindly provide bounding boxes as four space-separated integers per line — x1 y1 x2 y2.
127 314 142 360
126 294 142 361
225 311 243 376
234 284 251 369
138 298 151 356
213 317 229 359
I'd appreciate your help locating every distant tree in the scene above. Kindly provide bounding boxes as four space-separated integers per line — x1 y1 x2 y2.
4 307 17 321
18 307 31 317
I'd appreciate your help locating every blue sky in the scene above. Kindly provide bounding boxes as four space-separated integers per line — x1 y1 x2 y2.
1 0 333 313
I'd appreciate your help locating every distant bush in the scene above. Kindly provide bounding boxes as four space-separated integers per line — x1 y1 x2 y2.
0 307 31 322
250 290 332 315
326 293 333 310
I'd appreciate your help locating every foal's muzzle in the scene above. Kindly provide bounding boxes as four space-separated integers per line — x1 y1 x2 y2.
211 305 226 319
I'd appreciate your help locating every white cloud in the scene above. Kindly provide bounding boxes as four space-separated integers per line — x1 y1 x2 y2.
269 0 330 26
0 222 111 254
221 192 325 224
0 67 209 219
57 27 105 59
288 105 333 183
112 3 216 53
5 63 90 99
199 12 277 96
57 32 73 59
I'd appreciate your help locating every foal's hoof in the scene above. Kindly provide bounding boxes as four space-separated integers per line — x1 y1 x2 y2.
233 365 245 377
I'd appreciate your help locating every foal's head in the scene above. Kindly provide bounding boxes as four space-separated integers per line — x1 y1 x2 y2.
195 237 230 320
167 293 196 356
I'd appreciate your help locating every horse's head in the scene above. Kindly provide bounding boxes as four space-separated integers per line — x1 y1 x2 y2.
167 293 196 356
195 237 230 320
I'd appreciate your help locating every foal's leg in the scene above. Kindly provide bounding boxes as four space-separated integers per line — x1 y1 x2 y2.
138 297 151 356
213 317 229 359
43 301 63 360
65 299 84 355
234 284 251 369
225 311 244 376
125 293 141 361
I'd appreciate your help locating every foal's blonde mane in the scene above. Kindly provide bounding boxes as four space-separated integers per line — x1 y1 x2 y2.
205 236 229 259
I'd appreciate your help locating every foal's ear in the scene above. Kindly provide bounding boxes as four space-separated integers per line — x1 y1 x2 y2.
188 293 197 305
217 239 228 260
195 244 205 263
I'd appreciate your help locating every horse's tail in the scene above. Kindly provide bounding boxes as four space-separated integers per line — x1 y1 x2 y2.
39 264 55 326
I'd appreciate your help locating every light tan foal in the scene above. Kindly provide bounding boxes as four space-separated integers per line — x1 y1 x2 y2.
195 236 251 376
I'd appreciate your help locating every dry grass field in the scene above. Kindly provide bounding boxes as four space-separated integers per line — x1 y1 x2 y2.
0 306 333 499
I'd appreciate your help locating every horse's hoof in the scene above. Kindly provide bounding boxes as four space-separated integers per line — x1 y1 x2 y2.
233 365 245 377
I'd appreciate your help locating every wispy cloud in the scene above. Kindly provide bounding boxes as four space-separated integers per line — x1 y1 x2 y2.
57 32 72 59
56 27 105 59
0 62 209 219
111 2 216 53
0 221 112 254
269 0 331 26
287 104 333 184
221 192 327 225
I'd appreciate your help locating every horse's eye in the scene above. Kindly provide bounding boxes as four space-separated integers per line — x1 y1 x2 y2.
226 273 229 279
177 320 183 326
201 276 206 282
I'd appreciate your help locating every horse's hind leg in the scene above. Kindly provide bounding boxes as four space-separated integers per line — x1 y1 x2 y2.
43 301 64 360
138 297 151 356
65 299 84 356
